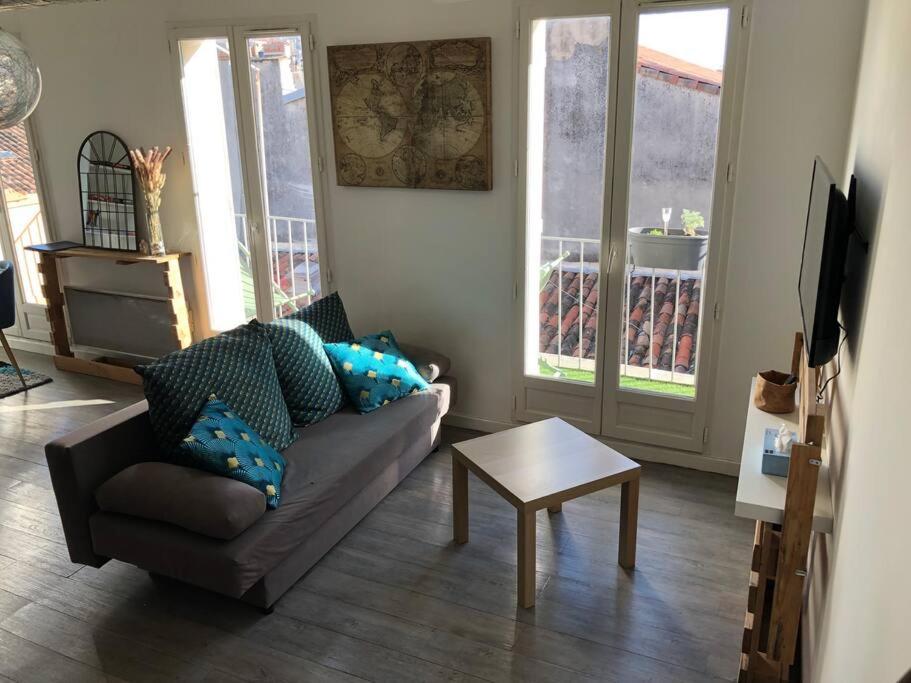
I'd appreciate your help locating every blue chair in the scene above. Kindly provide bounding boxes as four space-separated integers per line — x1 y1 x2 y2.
0 260 27 390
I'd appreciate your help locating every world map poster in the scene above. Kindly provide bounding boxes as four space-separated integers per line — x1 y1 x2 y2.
327 37 492 191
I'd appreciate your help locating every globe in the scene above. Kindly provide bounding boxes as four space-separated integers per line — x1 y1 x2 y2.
0 29 41 130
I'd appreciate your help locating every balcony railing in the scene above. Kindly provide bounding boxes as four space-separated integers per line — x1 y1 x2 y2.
538 234 702 390
235 213 320 317
621 266 700 386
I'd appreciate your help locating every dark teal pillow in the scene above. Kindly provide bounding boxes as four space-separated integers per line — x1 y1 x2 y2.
177 395 286 509
136 322 295 455
256 318 345 426
323 330 430 414
285 292 354 343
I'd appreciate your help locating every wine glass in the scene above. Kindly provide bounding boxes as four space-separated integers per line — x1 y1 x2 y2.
661 207 672 235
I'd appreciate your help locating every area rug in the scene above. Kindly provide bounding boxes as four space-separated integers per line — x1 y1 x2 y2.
0 361 52 398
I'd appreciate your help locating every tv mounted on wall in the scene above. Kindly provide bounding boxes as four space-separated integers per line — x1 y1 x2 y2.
798 157 856 368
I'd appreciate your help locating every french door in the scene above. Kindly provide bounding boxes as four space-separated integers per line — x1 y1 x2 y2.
515 0 749 453
172 20 330 335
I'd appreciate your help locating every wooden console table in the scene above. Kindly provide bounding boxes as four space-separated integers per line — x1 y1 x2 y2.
27 246 191 385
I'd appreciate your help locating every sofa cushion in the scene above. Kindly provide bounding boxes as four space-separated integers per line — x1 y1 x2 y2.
95 462 266 540
136 322 295 455
257 318 345 427
397 342 451 383
324 331 430 413
177 395 286 509
89 381 452 598
285 291 354 343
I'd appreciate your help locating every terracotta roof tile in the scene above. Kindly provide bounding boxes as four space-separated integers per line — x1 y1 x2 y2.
637 46 722 92
539 269 701 375
0 123 37 198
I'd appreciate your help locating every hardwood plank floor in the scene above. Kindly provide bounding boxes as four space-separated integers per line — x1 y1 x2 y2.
0 350 754 682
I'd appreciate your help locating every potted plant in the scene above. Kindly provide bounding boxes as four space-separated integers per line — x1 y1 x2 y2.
628 209 708 271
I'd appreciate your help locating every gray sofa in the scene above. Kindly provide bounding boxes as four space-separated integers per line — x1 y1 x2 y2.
45 354 454 611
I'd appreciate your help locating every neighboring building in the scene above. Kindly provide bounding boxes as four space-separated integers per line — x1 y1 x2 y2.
542 26 722 243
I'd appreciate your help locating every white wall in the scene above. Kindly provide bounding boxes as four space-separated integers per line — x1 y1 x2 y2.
804 0 911 678
708 0 866 463
3 0 868 461
5 0 516 427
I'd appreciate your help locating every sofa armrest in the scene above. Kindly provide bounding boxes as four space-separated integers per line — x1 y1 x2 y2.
398 342 451 383
45 399 158 566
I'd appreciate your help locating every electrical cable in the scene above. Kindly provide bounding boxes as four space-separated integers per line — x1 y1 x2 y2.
817 322 847 402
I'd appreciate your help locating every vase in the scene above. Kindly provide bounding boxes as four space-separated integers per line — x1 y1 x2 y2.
146 207 165 256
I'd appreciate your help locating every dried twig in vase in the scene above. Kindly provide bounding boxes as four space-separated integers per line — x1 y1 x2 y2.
129 145 172 256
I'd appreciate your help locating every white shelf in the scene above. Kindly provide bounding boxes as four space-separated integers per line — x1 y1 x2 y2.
735 377 834 534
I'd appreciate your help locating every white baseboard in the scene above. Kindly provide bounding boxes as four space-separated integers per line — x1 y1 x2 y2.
2 334 154 365
4 335 53 356
598 437 740 476
442 412 739 476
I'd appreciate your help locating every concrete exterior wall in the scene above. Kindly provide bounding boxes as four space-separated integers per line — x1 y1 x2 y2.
541 31 720 243
627 76 720 232
253 57 315 223
220 56 315 233
541 38 609 242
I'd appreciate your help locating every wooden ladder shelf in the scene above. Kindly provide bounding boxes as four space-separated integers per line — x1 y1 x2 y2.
739 333 825 682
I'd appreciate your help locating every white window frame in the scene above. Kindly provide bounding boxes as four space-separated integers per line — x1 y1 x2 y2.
0 116 57 342
512 0 752 453
512 0 623 434
167 16 334 337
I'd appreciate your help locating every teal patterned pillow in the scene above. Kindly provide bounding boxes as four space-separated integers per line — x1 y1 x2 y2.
136 322 295 456
256 318 345 426
177 395 286 509
285 292 354 343
323 330 430 414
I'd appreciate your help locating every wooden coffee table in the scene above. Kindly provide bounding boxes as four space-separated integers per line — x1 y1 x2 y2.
451 417 641 608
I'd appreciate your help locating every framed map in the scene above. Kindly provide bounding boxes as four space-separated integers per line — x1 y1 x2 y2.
327 37 492 191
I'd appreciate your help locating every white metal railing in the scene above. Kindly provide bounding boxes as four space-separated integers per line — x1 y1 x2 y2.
538 234 701 385
539 235 600 372
235 213 319 315
622 265 701 386
266 214 319 312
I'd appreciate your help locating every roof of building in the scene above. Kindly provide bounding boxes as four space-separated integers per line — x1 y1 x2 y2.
539 269 702 375
637 46 722 93
0 123 37 198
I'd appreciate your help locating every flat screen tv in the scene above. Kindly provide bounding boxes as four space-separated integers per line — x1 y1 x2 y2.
798 157 854 368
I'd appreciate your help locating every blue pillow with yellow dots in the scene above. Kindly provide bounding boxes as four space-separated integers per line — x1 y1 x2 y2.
176 395 286 509
323 331 430 414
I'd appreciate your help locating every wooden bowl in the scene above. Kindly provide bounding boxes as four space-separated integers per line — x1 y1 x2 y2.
753 370 797 414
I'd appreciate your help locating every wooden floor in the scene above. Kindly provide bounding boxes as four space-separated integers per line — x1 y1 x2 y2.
0 350 755 682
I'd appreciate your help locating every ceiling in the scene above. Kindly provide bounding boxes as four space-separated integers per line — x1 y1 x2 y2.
0 0 99 10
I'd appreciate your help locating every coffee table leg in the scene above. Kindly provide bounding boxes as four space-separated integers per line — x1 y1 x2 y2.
619 477 639 568
517 508 536 608
547 503 562 513
452 457 469 544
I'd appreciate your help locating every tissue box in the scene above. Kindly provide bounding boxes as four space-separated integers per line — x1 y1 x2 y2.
762 428 791 477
